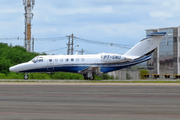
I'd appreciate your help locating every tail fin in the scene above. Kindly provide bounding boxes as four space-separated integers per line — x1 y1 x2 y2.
124 32 166 57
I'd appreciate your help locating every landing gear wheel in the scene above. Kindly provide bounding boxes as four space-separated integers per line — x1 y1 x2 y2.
89 75 95 80
83 74 88 80
24 74 28 80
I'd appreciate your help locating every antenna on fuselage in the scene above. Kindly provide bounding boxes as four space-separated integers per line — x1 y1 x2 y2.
75 50 79 55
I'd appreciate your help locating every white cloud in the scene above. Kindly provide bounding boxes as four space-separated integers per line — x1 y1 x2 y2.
150 11 173 18
149 0 180 18
0 9 21 13
45 6 114 15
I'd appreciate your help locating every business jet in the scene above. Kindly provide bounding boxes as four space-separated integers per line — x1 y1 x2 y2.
9 32 166 80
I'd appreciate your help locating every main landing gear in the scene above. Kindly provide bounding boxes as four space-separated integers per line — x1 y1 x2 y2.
83 74 95 80
24 73 28 80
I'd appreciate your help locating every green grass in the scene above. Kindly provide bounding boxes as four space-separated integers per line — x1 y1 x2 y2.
0 72 114 80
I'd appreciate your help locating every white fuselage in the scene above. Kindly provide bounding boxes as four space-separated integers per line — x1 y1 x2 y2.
9 53 150 73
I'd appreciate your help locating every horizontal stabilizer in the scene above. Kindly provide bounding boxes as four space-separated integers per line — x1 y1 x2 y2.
147 32 166 36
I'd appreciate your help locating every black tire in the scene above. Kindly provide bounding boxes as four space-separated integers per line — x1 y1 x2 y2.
83 74 88 80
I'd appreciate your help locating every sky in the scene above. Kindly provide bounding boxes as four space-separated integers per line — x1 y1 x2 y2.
0 0 180 55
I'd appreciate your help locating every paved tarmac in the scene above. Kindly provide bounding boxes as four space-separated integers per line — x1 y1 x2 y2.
0 84 180 120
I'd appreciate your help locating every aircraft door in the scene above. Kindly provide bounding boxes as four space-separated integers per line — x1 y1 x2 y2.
47 58 54 71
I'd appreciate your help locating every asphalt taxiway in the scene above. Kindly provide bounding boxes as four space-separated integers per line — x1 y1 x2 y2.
0 83 180 120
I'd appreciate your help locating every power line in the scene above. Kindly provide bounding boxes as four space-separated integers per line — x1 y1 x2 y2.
83 50 97 54
0 36 132 49
0 35 133 55
42 47 67 53
55 48 67 55
74 36 132 49
34 37 66 41
73 49 97 54
0 37 20 40
0 37 66 41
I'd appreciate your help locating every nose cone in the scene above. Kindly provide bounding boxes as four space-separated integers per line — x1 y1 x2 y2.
9 62 30 73
9 66 18 72
9 64 23 72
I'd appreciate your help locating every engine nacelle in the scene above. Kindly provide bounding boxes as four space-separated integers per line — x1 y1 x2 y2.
101 53 133 63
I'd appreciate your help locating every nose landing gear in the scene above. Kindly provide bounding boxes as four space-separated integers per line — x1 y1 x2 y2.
24 73 28 80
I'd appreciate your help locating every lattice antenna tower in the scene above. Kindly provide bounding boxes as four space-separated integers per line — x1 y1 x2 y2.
23 0 35 52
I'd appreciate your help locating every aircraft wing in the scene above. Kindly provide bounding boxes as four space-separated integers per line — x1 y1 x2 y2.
78 66 102 77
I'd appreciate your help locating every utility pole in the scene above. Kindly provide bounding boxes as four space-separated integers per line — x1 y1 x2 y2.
79 49 84 55
71 34 74 55
67 33 75 55
66 36 71 55
23 0 35 52
32 37 34 52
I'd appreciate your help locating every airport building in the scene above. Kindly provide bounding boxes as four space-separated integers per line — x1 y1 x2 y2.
146 26 180 78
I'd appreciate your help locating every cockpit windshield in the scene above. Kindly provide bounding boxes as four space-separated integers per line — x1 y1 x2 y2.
31 57 38 63
31 57 43 63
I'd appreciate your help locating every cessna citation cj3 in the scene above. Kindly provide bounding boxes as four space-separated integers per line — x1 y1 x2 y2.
9 32 166 80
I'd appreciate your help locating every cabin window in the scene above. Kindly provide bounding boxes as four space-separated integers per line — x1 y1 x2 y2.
60 59 63 62
66 58 69 62
49 59 52 62
55 59 58 62
81 58 85 61
32 57 44 63
38 59 43 62
71 58 74 61
76 58 79 61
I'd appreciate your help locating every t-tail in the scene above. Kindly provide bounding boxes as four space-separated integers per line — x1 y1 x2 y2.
124 32 166 58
